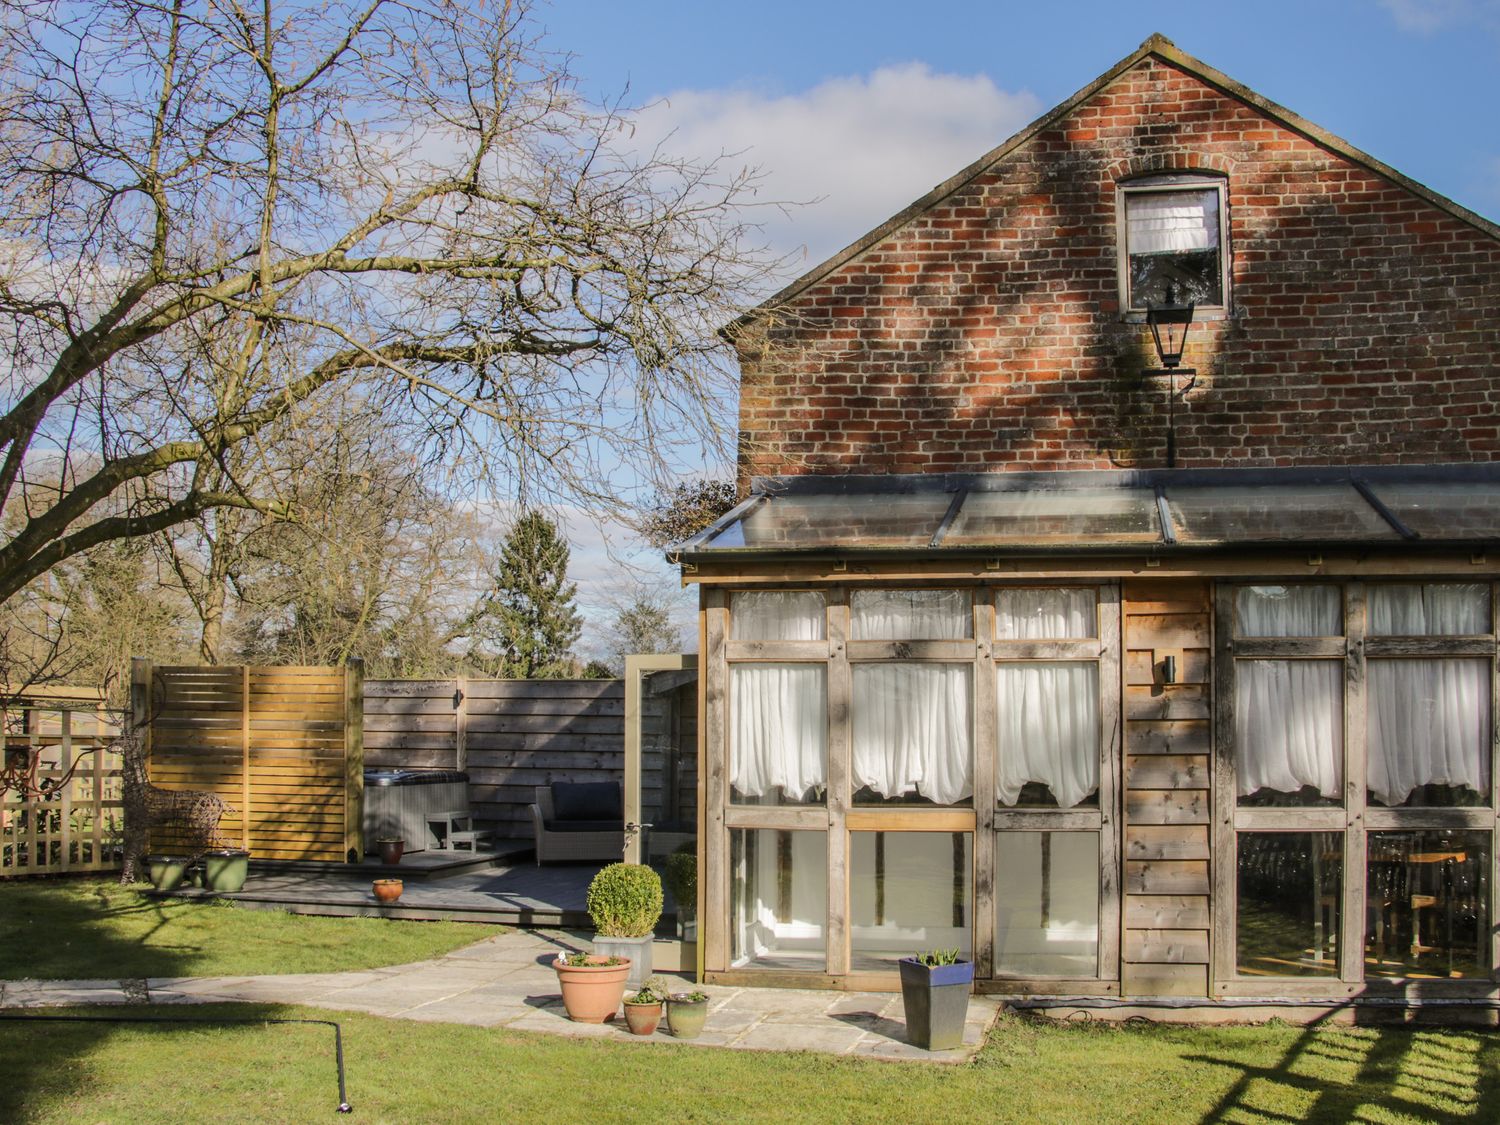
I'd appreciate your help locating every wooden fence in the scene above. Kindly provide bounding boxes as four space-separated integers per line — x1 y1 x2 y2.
0 689 122 877
138 660 362 862
365 678 626 839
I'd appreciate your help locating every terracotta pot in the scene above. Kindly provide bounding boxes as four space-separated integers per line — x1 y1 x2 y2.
372 878 403 903
622 1000 663 1036
377 838 404 865
553 956 632 1024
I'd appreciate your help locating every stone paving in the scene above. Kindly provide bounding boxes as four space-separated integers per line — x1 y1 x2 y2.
0 928 998 1063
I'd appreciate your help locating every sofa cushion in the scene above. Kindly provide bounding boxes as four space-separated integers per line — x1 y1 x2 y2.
542 819 623 834
550 781 621 822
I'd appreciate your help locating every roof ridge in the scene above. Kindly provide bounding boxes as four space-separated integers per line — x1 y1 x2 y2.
727 34 1500 335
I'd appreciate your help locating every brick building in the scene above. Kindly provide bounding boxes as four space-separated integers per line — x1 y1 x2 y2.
678 36 1500 1014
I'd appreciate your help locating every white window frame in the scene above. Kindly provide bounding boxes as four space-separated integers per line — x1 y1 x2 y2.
1116 173 1231 316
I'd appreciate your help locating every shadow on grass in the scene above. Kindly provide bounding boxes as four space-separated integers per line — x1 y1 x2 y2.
1188 1008 1500 1123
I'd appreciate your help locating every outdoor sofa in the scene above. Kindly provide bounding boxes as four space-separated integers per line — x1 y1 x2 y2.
529 781 625 864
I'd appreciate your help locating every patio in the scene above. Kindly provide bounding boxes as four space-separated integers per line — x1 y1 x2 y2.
0 927 998 1062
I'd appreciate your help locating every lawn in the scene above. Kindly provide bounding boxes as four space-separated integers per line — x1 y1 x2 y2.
2 1004 1494 1124
0 879 492 979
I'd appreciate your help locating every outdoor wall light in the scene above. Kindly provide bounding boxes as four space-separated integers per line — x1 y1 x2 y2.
1141 284 1198 468
1160 654 1177 685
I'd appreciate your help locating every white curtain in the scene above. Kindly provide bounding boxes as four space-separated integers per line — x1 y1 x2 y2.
996 663 1099 807
1236 661 1343 798
1237 585 1340 636
1369 658 1489 806
730 591 825 641
852 664 972 804
1370 584 1488 635
730 665 826 800
996 588 1095 639
1126 190 1218 254
850 589 970 639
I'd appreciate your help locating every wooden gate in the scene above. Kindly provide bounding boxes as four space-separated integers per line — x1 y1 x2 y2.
137 660 363 862
0 687 123 877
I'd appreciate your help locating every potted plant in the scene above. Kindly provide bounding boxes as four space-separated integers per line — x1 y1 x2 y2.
376 837 404 865
622 975 669 1036
372 877 403 903
665 989 709 1039
146 854 192 892
898 948 974 1051
587 862 663 990
202 847 251 892
553 951 632 1023
665 844 697 942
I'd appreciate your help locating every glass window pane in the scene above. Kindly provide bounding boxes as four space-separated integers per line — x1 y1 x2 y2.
853 664 972 806
996 588 1097 639
730 664 826 805
1369 584 1490 636
717 493 950 550
850 589 971 639
1126 188 1222 307
1235 585 1341 636
850 831 972 971
730 590 825 641
1236 833 1341 977
997 663 1099 808
1236 661 1343 807
1366 482 1500 541
1366 831 1490 980
944 488 1159 546
1167 485 1396 543
995 832 1099 977
731 829 828 970
1368 659 1490 808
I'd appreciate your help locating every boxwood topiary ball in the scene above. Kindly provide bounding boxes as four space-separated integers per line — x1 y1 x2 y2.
586 862 664 937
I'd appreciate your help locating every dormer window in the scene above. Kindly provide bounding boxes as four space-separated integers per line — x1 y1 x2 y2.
1118 174 1229 312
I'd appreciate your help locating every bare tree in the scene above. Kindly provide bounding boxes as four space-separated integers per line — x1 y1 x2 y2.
0 0 769 615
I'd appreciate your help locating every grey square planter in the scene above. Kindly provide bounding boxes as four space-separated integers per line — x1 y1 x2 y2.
592 934 654 990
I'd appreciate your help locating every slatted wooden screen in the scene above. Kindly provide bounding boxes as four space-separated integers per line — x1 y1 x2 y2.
139 661 362 862
364 678 629 839
0 691 123 877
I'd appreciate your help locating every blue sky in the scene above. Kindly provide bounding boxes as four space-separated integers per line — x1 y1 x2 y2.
545 0 1500 654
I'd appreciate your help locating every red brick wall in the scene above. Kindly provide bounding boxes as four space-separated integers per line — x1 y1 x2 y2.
735 56 1500 482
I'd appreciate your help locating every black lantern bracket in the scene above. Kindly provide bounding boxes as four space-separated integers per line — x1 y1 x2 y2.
1140 292 1197 468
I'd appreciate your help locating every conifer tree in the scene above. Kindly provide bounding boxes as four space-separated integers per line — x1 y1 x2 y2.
471 512 583 678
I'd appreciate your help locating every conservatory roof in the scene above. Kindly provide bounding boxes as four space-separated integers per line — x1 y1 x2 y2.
674 465 1500 561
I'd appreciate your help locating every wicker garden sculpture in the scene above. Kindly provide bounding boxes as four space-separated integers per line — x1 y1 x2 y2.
117 732 232 884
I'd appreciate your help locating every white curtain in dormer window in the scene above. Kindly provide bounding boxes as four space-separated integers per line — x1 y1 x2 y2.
852 664 973 804
850 589 971 639
1127 190 1218 255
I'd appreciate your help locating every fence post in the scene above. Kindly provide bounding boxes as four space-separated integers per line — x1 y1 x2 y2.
344 659 365 863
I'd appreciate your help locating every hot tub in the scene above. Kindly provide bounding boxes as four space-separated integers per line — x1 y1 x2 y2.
362 769 470 854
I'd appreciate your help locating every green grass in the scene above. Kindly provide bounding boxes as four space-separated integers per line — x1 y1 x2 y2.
2 1005 1495 1124
0 879 492 979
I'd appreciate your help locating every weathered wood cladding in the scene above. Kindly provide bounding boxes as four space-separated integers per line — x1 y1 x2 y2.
143 663 359 863
1122 579 1213 997
363 677 696 840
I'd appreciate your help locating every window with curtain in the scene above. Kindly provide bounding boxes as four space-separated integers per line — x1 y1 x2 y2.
1237 585 1340 637
996 663 1099 808
995 588 1096 639
730 664 827 805
730 591 826 641
852 664 973 805
1120 177 1227 309
850 589 971 639
1367 583 1492 808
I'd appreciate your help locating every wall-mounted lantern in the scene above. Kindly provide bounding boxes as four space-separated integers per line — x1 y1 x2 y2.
1141 284 1198 468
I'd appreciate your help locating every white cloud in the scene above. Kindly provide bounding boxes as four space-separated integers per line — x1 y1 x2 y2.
630 63 1040 270
1380 0 1500 32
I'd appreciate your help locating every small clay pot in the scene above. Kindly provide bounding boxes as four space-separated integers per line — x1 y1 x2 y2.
377 838 404 865
666 994 709 1039
622 1000 663 1036
372 878 403 904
